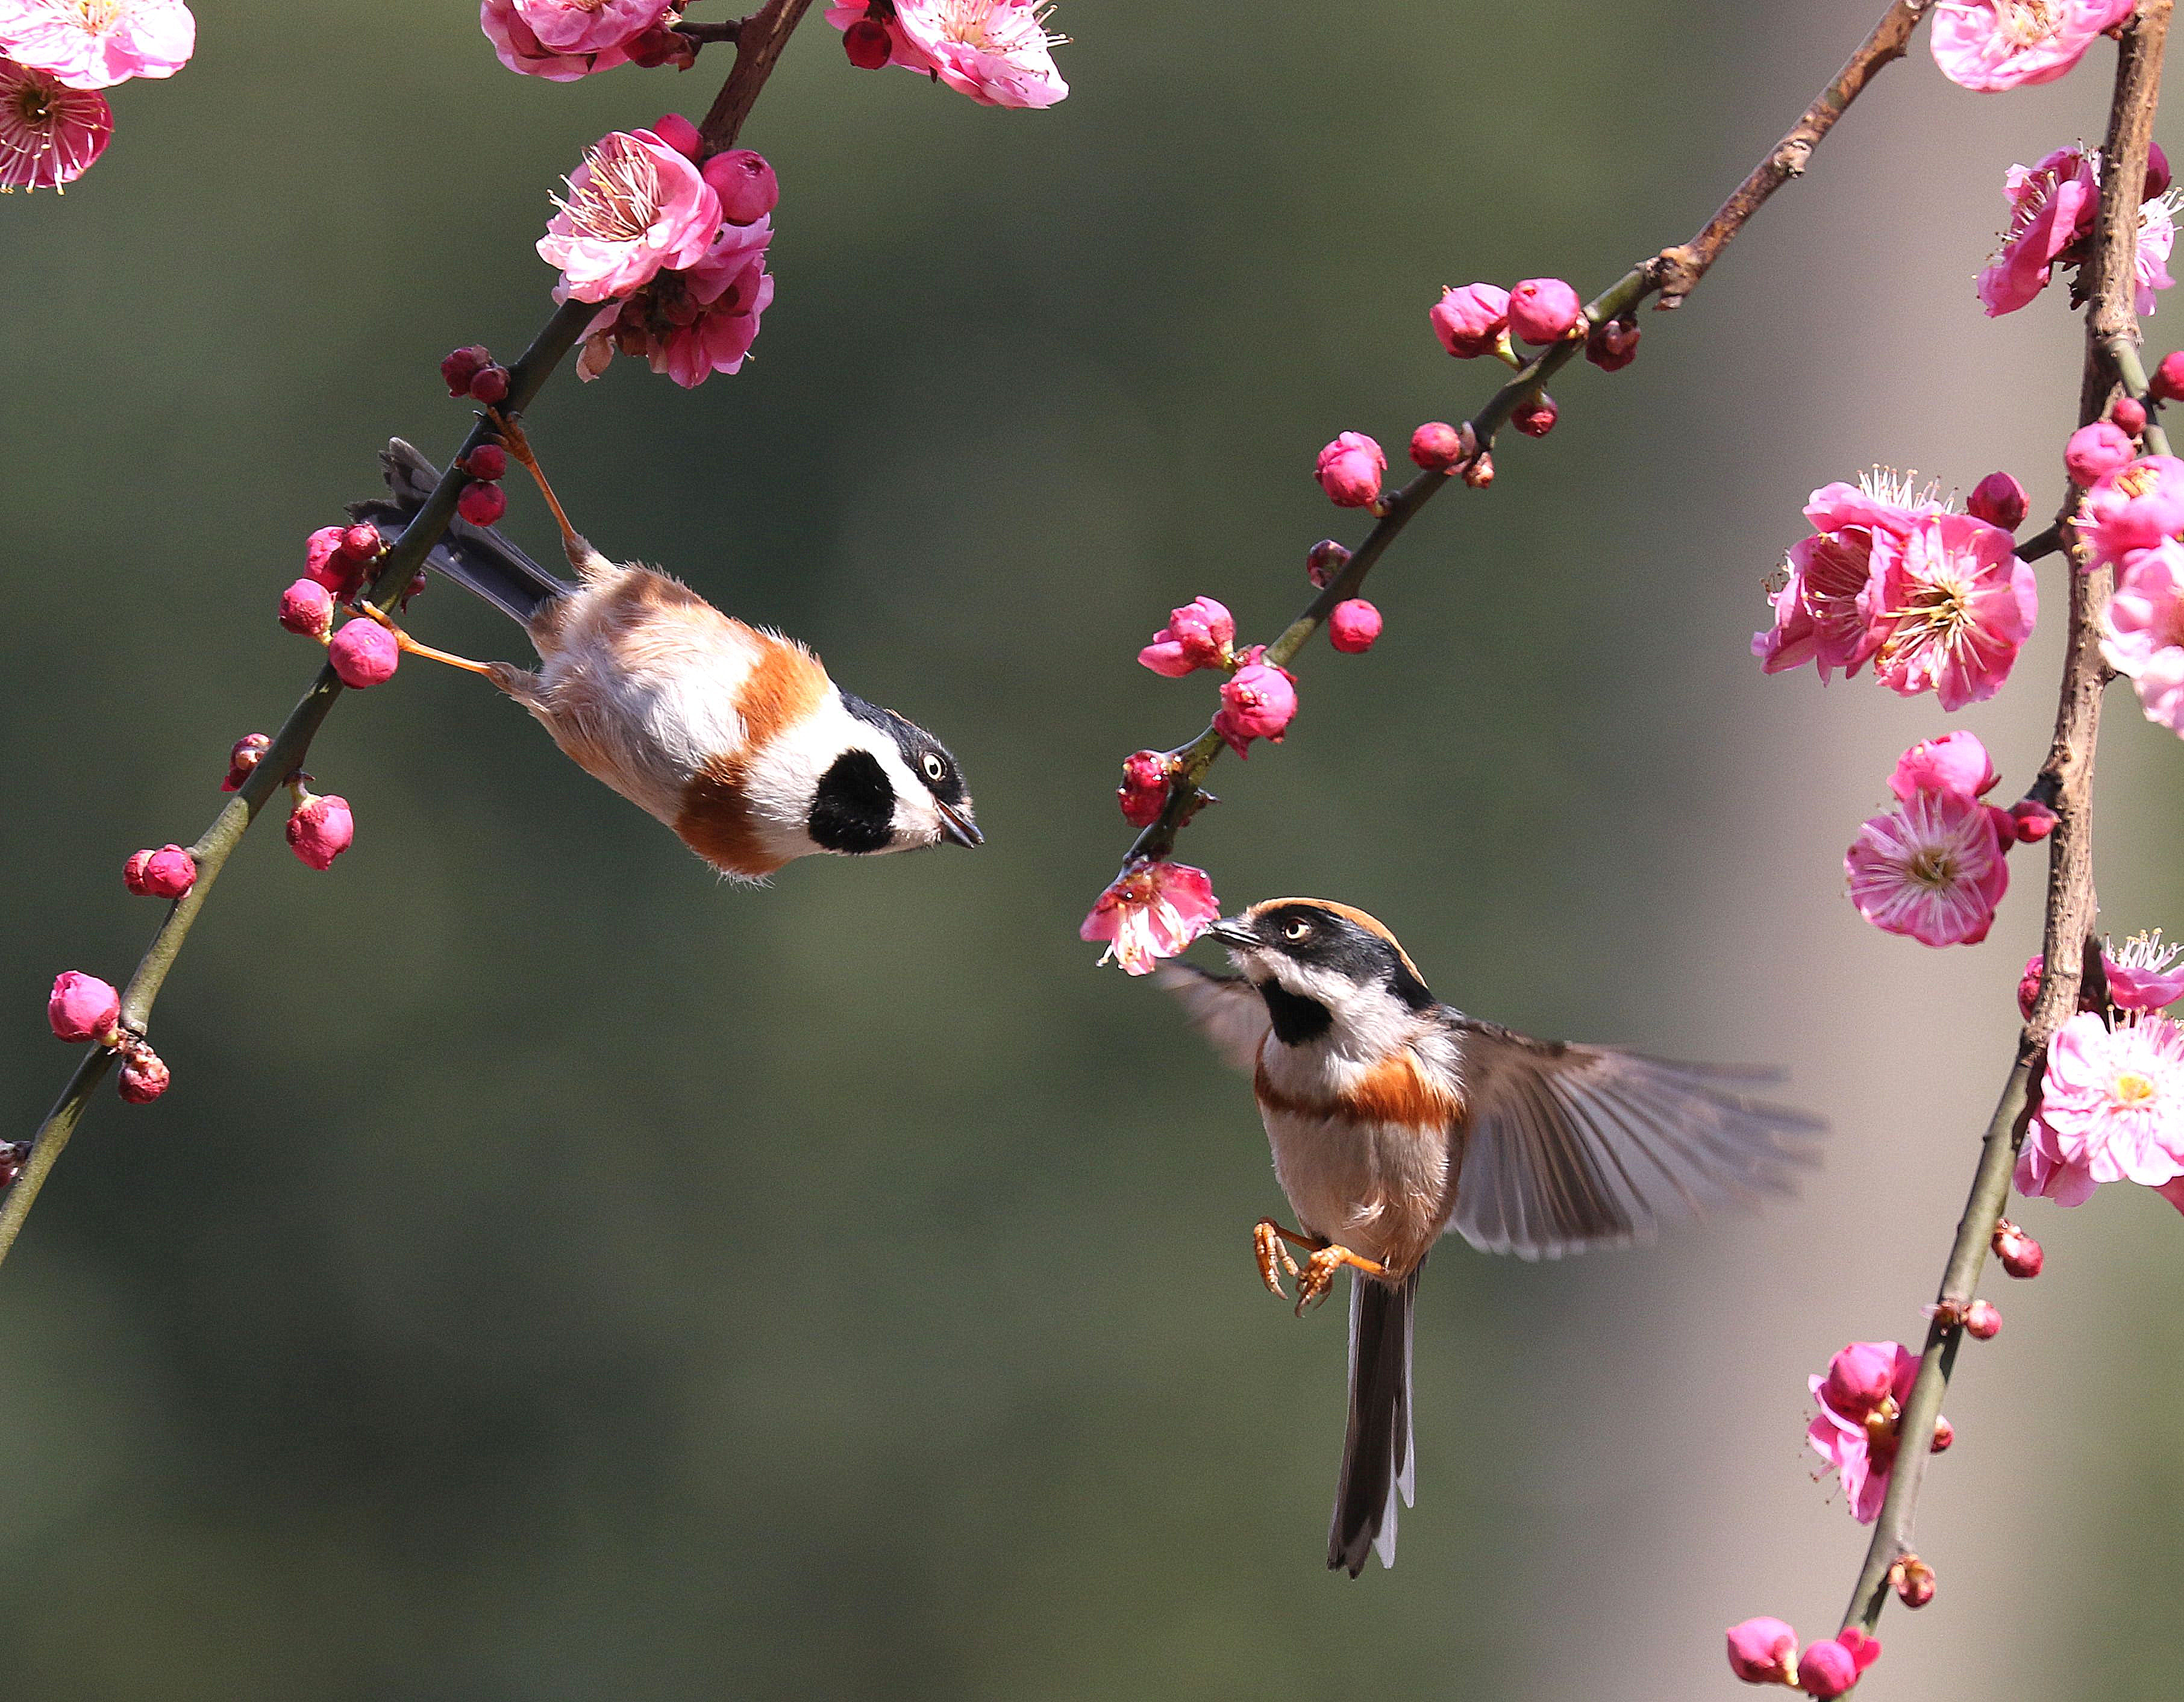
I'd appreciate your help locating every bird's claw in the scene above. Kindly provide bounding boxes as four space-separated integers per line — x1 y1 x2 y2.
1253 1218 1300 1299
1294 1247 1348 1316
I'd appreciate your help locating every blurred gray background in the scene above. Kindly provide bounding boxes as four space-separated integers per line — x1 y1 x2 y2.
3 2 2179 1697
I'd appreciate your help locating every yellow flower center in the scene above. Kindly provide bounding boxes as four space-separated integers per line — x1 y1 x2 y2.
2113 1070 2159 1107
1907 846 1962 890
1996 0 2062 46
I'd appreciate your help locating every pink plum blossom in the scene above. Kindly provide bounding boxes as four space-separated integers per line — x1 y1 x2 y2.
1888 730 1999 803
1980 143 2179 317
1798 1630 1880 1698
539 129 721 303
2015 1113 2101 1205
1932 1 2136 93
1506 277 1583 344
1807 1341 1918 1524
1864 512 2036 710
2107 930 2184 1010
1725 1618 1799 1686
1968 470 2030 530
513 0 668 54
825 1 937 73
892 0 1068 109
2103 538 2184 732
2079 457 2184 568
0 56 108 190
1137 596 1235 677
1754 471 1946 681
2067 420 2135 484
2033 1009 2184 1187
1428 283 1510 358
47 971 119 1043
1315 432 1385 508
480 0 631 78
574 217 774 387
286 792 354 871
1818 1341 1900 1420
0 0 192 89
1845 785 2009 948
1213 655 1298 756
1080 860 1219 975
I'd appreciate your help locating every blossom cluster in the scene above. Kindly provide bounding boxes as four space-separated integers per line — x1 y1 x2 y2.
480 0 692 81
0 0 193 192
536 122 778 390
1979 140 2176 318
826 1 1068 108
1725 1616 1882 1698
1844 731 2035 948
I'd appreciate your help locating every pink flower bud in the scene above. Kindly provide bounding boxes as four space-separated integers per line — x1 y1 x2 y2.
2153 350 2184 403
2009 799 2058 843
1512 392 1558 437
1963 1299 2001 1339
458 481 508 526
468 363 511 405
1507 277 1583 345
116 1045 169 1105
286 792 355 871
1315 432 1386 508
1306 539 1351 589
1462 451 1495 489
1213 659 1298 757
328 621 400 689
1892 1556 1936 1609
0 1142 24 1190
1993 1218 2044 1278
651 112 704 160
1795 1639 1859 1699
704 148 778 225
462 443 509 481
222 733 271 792
2067 421 2135 486
1328 598 1382 654
1118 749 1172 827
1985 801 2019 852
2018 953 2045 1019
2150 142 2173 201
1725 1618 1799 1686
843 17 891 67
2114 395 2148 439
1967 471 2029 531
1820 1342 1897 1419
304 526 363 597
1586 316 1639 371
1410 421 1466 472
279 577 336 638
125 845 195 901
1138 595 1235 677
1930 1413 1954 1453
440 345 491 398
1428 283 1510 358
48 972 119 1043
342 522 381 561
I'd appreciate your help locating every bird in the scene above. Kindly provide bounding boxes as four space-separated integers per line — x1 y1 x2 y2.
347 425 980 881
1159 897 1818 1577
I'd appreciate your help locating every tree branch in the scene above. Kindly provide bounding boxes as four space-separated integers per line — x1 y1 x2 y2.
0 2 818 1271
1838 0 2171 1636
1111 0 1937 874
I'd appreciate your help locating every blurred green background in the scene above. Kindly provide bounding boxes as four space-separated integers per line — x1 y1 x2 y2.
4 2 2181 1697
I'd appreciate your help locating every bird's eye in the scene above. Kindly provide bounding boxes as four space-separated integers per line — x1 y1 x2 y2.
921 752 947 784
1283 918 1311 942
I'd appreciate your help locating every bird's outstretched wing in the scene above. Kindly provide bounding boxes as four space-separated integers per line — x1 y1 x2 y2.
1156 964 1271 1074
1445 1016 1821 1260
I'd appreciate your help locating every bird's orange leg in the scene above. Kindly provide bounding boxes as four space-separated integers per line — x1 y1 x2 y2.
1253 1218 1318 1298
354 601 497 678
1292 1244 1392 1317
486 410 593 565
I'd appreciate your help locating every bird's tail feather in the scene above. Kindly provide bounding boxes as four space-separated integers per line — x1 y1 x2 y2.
1328 1263 1418 1577
347 438 574 627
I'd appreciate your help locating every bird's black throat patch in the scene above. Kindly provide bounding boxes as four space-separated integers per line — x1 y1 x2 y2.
1258 981 1333 1045
809 749 896 854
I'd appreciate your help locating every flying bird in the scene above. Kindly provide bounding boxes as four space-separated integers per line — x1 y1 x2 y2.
349 427 979 880
1161 897 1817 1576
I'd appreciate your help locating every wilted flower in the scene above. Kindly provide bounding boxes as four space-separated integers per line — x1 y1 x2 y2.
1080 860 1218 975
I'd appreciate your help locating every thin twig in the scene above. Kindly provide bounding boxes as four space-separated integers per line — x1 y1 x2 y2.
0 1 818 1271
1838 0 2171 1636
1113 0 1936 873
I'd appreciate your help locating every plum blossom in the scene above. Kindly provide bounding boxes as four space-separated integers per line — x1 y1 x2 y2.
480 0 631 79
1138 596 1236 677
1888 729 1999 803
514 0 668 54
2034 1010 2184 1186
1798 1630 1881 1698
574 216 774 386
2020 931 2184 1021
1979 143 2179 318
1080 860 1218 975
0 0 193 89
1845 781 2009 948
1865 512 2036 710
1213 652 1298 756
825 1 934 72
539 129 721 303
897 0 1068 108
2101 537 2184 731
1932 1 2135 92
0 54 108 190
1807 1341 1921 1524
1725 1618 1799 1686
1428 283 1510 358
1315 432 1386 508
1753 469 1944 681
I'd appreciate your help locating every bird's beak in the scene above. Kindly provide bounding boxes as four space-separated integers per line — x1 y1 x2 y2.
937 801 983 848
1207 916 1257 948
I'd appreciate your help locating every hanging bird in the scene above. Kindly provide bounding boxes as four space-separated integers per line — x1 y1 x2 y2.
349 428 980 880
1160 897 1818 1576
